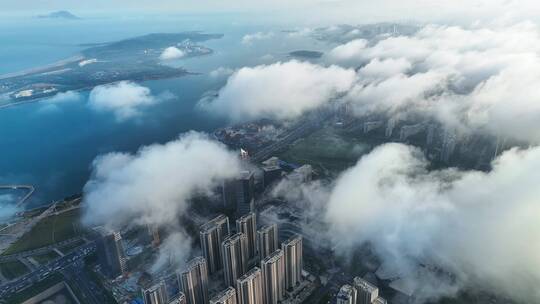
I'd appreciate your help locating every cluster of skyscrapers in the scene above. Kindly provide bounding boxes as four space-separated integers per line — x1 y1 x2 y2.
200 214 231 274
337 277 387 304
143 212 303 304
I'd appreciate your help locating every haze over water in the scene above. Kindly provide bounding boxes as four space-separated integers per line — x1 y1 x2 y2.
0 14 320 212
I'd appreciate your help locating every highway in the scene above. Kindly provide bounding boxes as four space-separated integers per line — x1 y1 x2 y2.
61 261 108 304
0 242 95 299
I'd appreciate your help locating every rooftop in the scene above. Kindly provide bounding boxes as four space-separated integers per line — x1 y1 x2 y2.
262 249 283 264
238 267 262 282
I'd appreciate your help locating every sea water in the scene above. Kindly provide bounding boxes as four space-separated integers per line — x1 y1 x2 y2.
0 13 324 217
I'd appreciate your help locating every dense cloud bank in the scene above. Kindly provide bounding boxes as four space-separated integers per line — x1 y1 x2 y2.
199 60 356 121
275 143 540 302
82 132 243 269
82 131 242 229
207 22 540 144
337 23 540 143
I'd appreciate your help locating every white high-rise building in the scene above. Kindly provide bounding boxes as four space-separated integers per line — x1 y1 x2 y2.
222 232 249 287
200 214 230 274
236 212 257 259
168 293 187 304
373 297 388 304
353 277 379 304
336 284 357 304
282 234 303 290
209 287 237 304
143 281 168 304
257 224 279 260
178 257 209 304
236 267 263 304
261 249 285 304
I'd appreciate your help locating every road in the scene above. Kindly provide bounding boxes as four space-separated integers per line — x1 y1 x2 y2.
0 242 95 299
62 261 108 304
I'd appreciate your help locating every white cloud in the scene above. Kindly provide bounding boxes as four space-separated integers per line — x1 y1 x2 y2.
209 66 235 78
326 22 540 143
323 143 540 302
241 31 274 45
325 39 368 66
0 194 21 221
82 132 244 273
358 58 412 78
45 91 81 104
199 60 356 121
151 231 192 272
88 81 160 121
159 46 185 60
82 131 243 229
37 91 83 113
346 70 448 114
205 22 540 143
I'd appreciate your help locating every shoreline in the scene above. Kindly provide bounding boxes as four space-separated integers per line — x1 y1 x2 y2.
0 55 85 80
0 70 198 111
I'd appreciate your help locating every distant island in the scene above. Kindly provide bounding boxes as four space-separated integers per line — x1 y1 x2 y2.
289 50 323 59
36 11 80 20
0 32 223 108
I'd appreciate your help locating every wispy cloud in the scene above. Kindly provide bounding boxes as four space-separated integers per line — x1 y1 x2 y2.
241 31 274 45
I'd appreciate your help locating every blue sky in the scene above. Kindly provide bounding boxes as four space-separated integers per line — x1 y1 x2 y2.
2 0 539 26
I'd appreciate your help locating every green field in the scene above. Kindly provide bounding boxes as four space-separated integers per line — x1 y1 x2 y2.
0 260 30 280
278 126 372 176
3 208 85 255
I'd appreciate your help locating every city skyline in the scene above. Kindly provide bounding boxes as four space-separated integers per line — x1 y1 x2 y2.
1 1 540 303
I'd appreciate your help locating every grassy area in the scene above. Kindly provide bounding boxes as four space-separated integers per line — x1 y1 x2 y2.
4 273 64 304
31 251 61 265
0 260 30 280
3 208 85 255
278 126 372 176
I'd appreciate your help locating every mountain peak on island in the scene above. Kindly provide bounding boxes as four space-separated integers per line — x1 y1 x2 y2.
36 10 80 20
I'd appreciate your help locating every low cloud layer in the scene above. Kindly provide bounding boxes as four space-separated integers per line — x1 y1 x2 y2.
0 194 21 221
208 22 540 143
82 131 242 229
199 60 356 121
320 143 540 302
241 32 274 45
88 81 161 121
325 39 368 66
160 46 185 60
150 231 192 273
336 23 540 143
209 67 235 78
